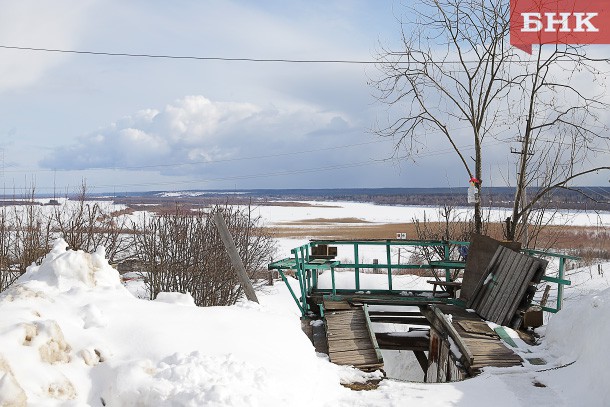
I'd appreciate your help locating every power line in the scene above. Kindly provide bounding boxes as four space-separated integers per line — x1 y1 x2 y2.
7 159 382 192
3 139 390 174
0 44 502 65
87 139 387 171
2 44 598 66
0 45 380 65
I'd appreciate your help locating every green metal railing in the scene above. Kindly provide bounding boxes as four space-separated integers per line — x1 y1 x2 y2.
522 248 578 313
268 239 576 317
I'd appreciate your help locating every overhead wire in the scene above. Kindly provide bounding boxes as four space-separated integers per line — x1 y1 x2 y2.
12 159 383 191
0 45 381 64
2 139 392 174
0 44 497 65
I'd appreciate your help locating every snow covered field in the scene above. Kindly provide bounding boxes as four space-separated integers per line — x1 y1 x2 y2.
0 199 608 405
252 200 610 228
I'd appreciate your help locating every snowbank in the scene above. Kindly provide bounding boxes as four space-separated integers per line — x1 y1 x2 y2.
0 240 608 406
0 239 357 406
543 283 610 405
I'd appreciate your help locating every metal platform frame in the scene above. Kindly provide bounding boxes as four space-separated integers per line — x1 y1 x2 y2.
268 239 577 317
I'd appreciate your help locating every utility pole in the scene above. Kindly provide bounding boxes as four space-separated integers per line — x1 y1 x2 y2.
511 137 534 246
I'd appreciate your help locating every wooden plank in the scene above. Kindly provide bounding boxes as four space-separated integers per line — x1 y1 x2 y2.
438 338 450 383
475 247 513 316
470 356 523 362
328 338 376 352
467 245 506 309
330 348 379 357
426 329 440 383
375 332 429 351
368 311 424 317
325 319 367 327
483 252 530 323
327 331 372 341
326 320 367 325
213 212 258 303
493 254 533 320
325 310 364 318
329 350 380 364
432 306 474 369
495 254 536 325
326 316 366 324
369 316 430 325
456 320 497 337
326 321 368 330
501 260 542 326
448 358 466 382
323 300 354 311
326 317 366 325
363 304 384 364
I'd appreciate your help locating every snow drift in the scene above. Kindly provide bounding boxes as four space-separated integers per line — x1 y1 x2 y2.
0 240 608 406
0 239 360 406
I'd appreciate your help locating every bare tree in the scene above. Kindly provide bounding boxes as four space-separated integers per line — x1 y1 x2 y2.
374 0 610 243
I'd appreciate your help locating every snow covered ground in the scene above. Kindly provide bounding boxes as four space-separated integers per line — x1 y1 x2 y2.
252 200 610 228
0 238 609 406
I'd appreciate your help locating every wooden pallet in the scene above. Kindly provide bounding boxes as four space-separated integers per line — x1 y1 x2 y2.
432 304 522 374
323 299 383 371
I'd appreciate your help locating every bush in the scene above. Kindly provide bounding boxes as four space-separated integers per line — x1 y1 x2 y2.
134 204 274 306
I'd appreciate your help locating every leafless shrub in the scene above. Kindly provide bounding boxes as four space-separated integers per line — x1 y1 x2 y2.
0 207 17 291
52 184 131 263
409 205 491 280
134 204 275 306
10 189 52 275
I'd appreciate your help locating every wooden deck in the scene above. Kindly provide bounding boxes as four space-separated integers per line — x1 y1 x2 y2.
431 304 523 373
323 299 384 371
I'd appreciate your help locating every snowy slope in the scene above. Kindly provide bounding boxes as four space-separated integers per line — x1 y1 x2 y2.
0 241 608 406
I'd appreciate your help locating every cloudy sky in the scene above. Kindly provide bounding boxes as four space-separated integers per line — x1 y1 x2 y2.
0 0 607 195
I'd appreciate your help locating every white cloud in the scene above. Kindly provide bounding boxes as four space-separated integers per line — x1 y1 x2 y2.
40 95 356 176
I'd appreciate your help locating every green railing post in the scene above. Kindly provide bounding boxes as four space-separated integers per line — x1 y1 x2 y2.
354 243 360 290
443 241 451 282
299 246 309 312
294 249 307 314
386 242 393 291
331 265 336 298
277 269 304 315
557 256 565 311
304 246 309 295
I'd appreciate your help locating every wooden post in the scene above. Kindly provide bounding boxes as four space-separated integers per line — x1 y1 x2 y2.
213 212 259 303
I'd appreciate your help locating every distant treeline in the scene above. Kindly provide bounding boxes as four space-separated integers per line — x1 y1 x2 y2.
82 187 610 212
